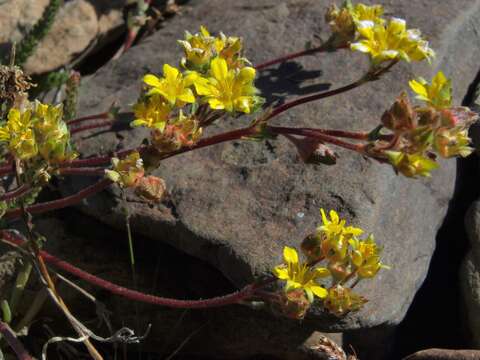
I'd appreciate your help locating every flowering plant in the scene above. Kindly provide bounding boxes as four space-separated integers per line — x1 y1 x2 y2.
0 1 477 358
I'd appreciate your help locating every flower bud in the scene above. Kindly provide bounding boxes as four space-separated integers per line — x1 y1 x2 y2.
277 289 311 320
286 135 337 165
301 233 323 262
324 285 368 317
433 127 474 158
135 176 167 202
381 92 416 131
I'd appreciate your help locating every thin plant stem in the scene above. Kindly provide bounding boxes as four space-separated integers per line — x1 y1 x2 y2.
1 231 271 309
70 120 115 135
266 61 398 121
0 321 33 360
269 126 365 153
4 178 112 220
0 184 31 202
58 167 105 177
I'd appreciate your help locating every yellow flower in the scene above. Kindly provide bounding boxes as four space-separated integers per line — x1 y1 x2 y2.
409 71 452 109
433 127 473 158
178 25 216 69
214 32 245 68
351 18 434 65
273 246 329 303
105 152 145 188
325 2 384 42
317 208 363 261
132 94 172 130
33 102 76 163
386 150 439 178
143 64 196 106
151 110 203 153
349 235 389 279
324 285 367 316
0 108 37 160
192 57 261 113
348 3 385 24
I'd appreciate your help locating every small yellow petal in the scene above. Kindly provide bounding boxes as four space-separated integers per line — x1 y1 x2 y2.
310 285 328 299
283 246 299 264
143 74 162 87
210 57 228 81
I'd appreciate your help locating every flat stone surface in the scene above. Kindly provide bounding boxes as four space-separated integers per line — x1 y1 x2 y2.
403 348 480 360
69 0 480 331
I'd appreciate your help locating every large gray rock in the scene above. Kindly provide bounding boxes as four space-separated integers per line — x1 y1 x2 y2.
69 0 480 332
462 201 480 347
403 348 480 360
0 0 129 74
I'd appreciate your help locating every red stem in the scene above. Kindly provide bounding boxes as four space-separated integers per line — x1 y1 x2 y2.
70 120 115 135
0 321 33 360
255 43 348 70
266 80 364 121
0 184 31 202
280 127 370 140
4 178 112 220
269 126 365 153
159 126 257 160
1 231 264 309
0 163 14 177
58 167 105 176
67 112 109 126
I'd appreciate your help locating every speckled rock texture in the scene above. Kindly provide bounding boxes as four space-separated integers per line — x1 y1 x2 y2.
68 0 480 333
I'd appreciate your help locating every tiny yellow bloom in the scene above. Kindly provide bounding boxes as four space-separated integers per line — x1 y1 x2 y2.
273 246 329 303
349 235 389 279
386 150 439 178
132 94 172 130
317 209 363 261
143 64 196 106
178 25 216 68
409 71 452 109
325 2 384 42
433 127 474 158
192 57 261 113
351 18 434 65
151 110 203 153
105 152 145 188
32 101 76 163
348 3 385 24
324 285 367 317
0 108 37 160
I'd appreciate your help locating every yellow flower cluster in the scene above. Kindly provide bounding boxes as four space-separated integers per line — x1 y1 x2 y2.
132 26 263 154
273 209 387 318
326 2 434 66
105 151 167 202
376 72 477 177
0 101 77 163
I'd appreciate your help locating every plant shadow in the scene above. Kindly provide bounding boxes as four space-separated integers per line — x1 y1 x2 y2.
255 61 331 107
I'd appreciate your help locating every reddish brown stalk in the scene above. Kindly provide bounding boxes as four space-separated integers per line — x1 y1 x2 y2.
160 126 257 160
0 183 31 202
266 80 365 121
4 178 112 220
269 126 365 153
67 112 110 126
0 163 14 177
0 321 33 360
58 167 106 176
255 43 349 70
266 60 398 121
70 120 115 135
279 127 370 140
1 231 267 309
